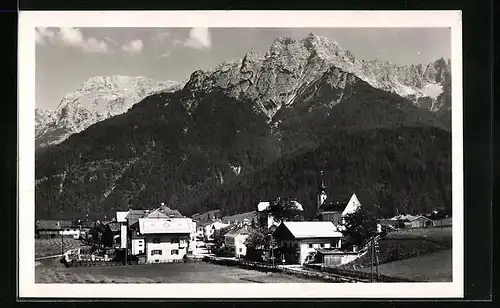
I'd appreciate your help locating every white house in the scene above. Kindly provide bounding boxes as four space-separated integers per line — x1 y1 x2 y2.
257 200 304 229
273 221 343 265
116 211 129 249
138 218 192 263
186 218 197 254
204 221 230 242
223 218 254 258
59 228 81 239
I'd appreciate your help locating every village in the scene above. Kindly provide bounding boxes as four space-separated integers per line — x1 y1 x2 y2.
35 175 452 283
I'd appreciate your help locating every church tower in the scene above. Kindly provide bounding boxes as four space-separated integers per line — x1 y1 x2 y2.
317 170 327 209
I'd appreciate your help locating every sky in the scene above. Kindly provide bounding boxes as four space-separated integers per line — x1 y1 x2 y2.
35 27 451 110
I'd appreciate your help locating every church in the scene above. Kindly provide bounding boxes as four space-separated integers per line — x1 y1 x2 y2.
315 171 362 230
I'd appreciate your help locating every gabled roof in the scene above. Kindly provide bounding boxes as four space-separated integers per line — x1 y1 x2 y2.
318 200 347 212
36 220 73 230
224 224 254 239
280 221 343 239
409 215 433 222
147 210 169 219
138 218 192 234
126 210 149 227
341 193 362 217
155 204 184 218
222 211 257 223
192 209 221 223
390 214 418 221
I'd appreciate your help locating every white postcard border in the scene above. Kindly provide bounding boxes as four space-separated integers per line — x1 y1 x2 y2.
18 10 463 299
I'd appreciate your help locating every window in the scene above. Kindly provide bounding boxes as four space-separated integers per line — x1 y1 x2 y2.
171 249 179 255
138 250 143 254
151 249 162 255
239 248 242 252
309 244 313 248
171 238 179 244
320 243 324 248
138 243 143 247
153 237 161 244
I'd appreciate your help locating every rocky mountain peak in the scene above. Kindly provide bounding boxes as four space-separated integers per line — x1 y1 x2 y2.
36 75 182 148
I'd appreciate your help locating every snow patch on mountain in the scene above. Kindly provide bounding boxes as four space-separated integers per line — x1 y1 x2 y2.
422 83 444 99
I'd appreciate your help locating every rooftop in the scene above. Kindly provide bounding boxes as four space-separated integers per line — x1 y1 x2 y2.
282 221 343 239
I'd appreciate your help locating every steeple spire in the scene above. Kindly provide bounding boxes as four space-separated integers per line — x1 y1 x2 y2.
317 170 327 209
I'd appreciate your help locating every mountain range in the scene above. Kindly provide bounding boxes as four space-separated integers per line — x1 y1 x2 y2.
35 33 452 220
35 76 182 148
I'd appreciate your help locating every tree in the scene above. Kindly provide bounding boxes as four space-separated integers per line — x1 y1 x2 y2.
341 206 378 248
244 227 273 261
213 225 232 249
267 196 303 223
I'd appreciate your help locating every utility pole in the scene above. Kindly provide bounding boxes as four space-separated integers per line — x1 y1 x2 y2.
374 237 380 279
61 228 64 256
270 234 275 267
370 237 373 282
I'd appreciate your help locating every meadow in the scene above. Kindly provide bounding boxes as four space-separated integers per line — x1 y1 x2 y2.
35 238 85 258
35 258 318 284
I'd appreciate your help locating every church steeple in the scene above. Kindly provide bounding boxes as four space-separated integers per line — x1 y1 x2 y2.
317 170 327 209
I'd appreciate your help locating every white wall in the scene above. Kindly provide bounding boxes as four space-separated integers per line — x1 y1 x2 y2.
234 234 249 257
120 224 127 249
145 233 190 263
131 238 145 255
298 238 342 264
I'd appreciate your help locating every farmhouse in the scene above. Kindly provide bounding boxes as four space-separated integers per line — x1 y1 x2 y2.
256 200 304 229
406 215 435 228
116 211 129 249
35 220 81 239
273 221 343 265
138 218 192 263
223 218 255 258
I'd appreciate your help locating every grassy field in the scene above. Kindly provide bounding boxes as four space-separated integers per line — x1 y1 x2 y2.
35 258 319 283
341 226 452 270
360 249 452 282
385 226 452 247
35 238 85 258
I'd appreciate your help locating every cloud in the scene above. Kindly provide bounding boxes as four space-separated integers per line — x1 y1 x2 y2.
161 51 172 57
104 36 119 46
121 39 143 55
35 27 56 45
35 27 110 53
151 30 170 43
184 28 211 50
